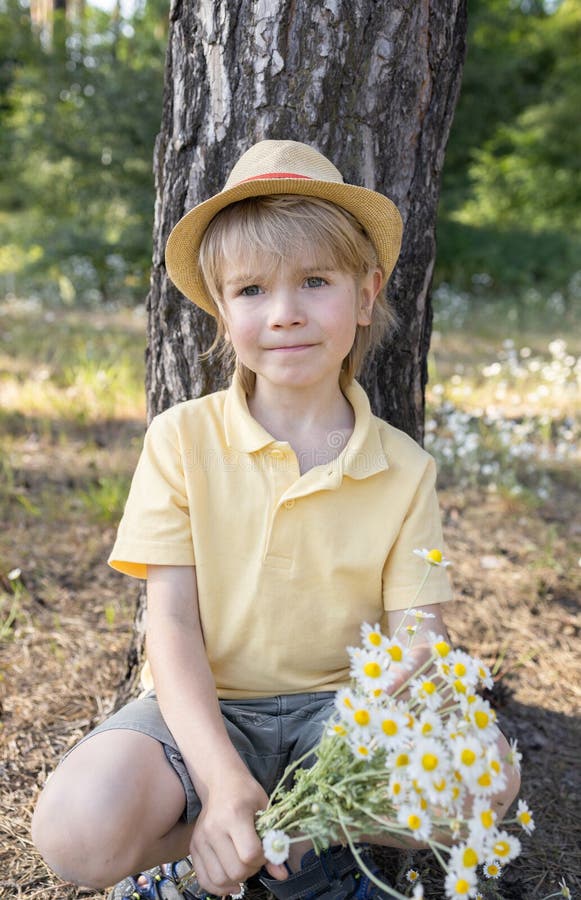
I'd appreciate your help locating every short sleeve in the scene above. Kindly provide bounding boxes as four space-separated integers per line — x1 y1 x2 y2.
108 412 195 579
382 456 453 611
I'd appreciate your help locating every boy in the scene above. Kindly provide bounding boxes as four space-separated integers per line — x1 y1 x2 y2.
32 141 519 900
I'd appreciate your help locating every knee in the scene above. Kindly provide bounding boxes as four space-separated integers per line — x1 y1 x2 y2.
32 773 133 888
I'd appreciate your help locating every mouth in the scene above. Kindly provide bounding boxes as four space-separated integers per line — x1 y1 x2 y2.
268 344 315 351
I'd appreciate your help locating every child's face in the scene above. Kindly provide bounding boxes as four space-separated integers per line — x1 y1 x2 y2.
219 251 381 394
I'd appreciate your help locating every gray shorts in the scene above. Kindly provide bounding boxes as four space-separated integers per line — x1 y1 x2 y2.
72 691 336 823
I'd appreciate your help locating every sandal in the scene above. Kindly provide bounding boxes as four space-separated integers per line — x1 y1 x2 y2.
108 858 203 900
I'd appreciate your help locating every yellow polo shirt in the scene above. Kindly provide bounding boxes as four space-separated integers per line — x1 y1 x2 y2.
109 375 452 698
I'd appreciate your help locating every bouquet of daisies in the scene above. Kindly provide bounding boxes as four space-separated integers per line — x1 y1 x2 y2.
255 549 534 900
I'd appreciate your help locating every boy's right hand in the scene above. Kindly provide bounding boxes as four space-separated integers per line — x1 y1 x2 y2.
189 767 288 896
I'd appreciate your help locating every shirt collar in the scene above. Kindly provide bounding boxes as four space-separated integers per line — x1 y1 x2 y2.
224 373 389 480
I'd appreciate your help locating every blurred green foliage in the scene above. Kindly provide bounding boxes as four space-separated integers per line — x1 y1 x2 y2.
0 0 167 304
437 0 581 293
0 0 579 305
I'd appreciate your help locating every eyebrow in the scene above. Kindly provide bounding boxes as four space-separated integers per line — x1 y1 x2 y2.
224 267 334 287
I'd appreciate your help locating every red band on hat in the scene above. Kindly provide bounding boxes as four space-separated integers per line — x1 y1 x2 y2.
238 172 313 183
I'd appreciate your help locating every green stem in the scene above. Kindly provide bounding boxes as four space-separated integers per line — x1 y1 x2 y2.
340 822 412 900
392 566 433 640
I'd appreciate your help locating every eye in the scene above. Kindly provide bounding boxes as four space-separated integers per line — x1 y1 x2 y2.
304 276 327 288
239 284 263 297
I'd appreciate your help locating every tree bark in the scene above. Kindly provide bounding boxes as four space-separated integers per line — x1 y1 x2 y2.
116 0 467 705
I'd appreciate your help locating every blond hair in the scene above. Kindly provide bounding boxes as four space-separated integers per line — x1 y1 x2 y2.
198 195 398 393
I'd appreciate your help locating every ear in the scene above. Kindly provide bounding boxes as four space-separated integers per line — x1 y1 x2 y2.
357 268 382 326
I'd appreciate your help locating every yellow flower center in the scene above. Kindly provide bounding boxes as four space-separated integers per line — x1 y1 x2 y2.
454 679 467 694
407 814 422 830
478 772 492 788
461 748 476 766
455 879 470 895
486 864 500 877
481 810 494 828
454 662 467 677
422 753 439 771
372 688 382 698
392 782 401 796
427 549 443 564
475 711 489 729
395 752 409 767
519 811 532 825
434 640 450 657
463 848 479 867
363 662 382 678
343 697 353 709
357 745 369 756
434 778 446 791
388 645 403 662
382 719 398 736
421 722 432 735
368 632 382 647
494 840 510 858
490 759 501 774
422 680 437 695
354 710 370 726
332 724 346 736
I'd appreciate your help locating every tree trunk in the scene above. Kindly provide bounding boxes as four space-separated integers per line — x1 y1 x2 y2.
116 0 467 704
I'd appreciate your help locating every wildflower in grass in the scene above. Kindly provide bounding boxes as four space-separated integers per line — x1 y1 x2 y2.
262 829 290 864
406 868 420 883
476 660 494 690
558 877 571 897
515 799 535 834
444 867 477 899
413 548 451 567
7 568 22 580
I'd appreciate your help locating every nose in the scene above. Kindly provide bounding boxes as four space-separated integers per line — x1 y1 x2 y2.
267 286 306 328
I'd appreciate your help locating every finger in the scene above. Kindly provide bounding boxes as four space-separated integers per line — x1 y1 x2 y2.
266 862 289 881
192 844 242 896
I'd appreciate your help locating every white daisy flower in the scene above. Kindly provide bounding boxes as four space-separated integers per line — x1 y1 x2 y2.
485 830 521 864
410 676 443 711
444 867 477 899
413 548 452 567
262 829 290 865
463 697 498 744
482 859 502 879
372 703 408 749
405 607 436 621
406 868 420 883
469 798 497 843
507 738 523 773
396 802 432 841
516 799 535 834
350 649 395 693
412 885 425 899
409 736 451 791
414 709 444 739
360 622 387 651
448 842 482 872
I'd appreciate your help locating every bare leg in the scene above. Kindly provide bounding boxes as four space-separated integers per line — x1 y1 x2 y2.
32 729 195 889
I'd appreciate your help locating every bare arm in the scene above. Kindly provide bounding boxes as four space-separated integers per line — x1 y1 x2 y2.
146 565 287 893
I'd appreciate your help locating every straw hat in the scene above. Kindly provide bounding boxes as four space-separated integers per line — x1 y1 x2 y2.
165 139 403 316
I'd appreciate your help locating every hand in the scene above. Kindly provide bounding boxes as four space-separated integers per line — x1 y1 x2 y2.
189 769 288 895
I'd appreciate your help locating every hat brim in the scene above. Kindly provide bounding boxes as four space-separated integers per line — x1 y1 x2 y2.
165 177 403 315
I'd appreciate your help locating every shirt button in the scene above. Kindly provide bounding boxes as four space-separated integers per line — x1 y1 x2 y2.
284 499 295 509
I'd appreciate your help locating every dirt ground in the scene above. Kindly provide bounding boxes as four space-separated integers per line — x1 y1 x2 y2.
0 414 579 900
